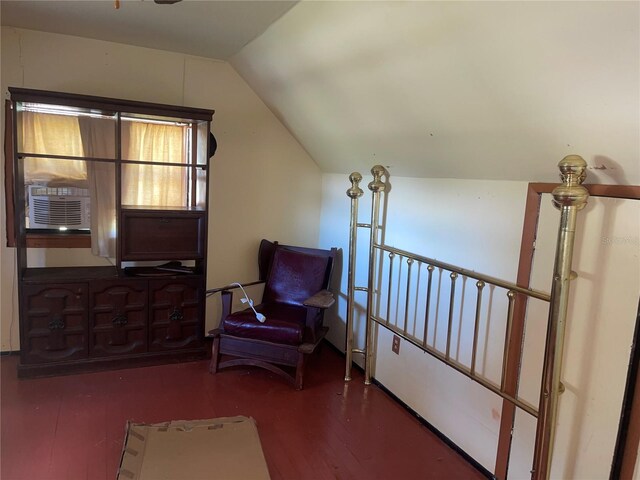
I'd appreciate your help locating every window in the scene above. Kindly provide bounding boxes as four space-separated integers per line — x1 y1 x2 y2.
6 88 212 254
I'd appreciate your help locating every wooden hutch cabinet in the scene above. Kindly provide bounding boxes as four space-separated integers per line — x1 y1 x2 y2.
9 88 214 377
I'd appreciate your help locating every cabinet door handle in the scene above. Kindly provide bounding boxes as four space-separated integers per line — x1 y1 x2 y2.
48 316 65 330
169 308 183 322
112 314 128 326
160 218 170 223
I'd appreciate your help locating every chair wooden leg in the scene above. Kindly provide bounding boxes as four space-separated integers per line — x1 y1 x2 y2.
209 334 221 374
295 353 306 390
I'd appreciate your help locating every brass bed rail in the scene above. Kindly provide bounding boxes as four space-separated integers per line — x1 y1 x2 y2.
370 242 548 418
344 157 589 480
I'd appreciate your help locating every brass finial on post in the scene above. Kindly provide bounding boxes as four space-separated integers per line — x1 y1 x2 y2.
551 155 589 210
347 172 364 200
368 165 387 193
532 155 589 480
345 172 364 382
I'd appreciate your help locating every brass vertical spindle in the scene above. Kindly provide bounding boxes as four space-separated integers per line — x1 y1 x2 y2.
501 290 516 391
445 272 458 360
345 172 363 382
470 280 485 376
403 258 414 336
374 174 390 323
364 165 386 385
386 252 395 326
422 265 435 348
532 156 589 480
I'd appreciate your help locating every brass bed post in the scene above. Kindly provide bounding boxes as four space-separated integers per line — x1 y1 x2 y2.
364 165 387 384
345 172 364 381
531 156 589 480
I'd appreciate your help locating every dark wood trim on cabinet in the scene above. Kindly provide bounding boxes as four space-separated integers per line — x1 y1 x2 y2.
8 87 214 121
25 234 91 249
4 99 16 247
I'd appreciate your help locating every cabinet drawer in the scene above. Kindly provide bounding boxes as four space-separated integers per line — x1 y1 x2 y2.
120 211 205 261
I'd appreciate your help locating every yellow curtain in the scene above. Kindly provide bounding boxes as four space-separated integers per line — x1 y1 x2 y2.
19 111 87 186
121 121 188 208
79 117 117 258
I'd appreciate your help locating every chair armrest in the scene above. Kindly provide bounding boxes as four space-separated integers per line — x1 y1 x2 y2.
303 290 335 309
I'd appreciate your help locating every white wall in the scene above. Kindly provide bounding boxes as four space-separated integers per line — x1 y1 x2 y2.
319 171 640 477
0 27 323 350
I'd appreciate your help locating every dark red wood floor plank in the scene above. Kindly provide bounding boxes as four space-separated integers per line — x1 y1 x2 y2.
1 347 486 480
0 358 64 480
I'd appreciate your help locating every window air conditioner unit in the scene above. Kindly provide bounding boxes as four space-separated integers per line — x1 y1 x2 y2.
28 185 91 230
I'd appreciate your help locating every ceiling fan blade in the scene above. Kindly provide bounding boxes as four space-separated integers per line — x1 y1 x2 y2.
154 0 182 4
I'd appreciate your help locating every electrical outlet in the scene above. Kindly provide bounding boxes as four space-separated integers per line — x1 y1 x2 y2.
392 335 400 355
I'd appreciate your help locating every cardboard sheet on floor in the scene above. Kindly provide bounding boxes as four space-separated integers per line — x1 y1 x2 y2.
117 416 270 480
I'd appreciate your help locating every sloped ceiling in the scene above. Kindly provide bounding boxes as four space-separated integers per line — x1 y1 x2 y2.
0 0 296 60
232 1 639 184
2 1 638 184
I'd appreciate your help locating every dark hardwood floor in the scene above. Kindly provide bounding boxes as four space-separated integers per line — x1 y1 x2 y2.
1 345 486 480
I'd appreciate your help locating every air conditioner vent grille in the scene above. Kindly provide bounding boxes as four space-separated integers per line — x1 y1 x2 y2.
27 185 90 229
32 198 83 226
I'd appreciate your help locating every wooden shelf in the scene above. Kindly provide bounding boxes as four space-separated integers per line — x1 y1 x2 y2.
10 87 213 378
121 205 206 212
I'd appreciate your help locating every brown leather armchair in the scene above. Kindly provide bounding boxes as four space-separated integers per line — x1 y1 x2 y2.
209 240 338 390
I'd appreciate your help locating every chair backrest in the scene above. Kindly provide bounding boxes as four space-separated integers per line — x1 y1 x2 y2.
258 240 336 307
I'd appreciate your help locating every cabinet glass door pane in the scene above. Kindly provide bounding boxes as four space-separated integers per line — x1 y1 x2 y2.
23 157 90 231
121 116 191 164
122 164 197 209
16 103 116 159
195 168 207 209
23 158 117 256
196 120 209 166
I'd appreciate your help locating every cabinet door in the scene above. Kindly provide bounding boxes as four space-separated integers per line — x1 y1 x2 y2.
148 278 203 351
90 280 148 357
21 283 88 363
120 211 206 261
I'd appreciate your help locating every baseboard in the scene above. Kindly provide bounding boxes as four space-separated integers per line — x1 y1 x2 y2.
323 339 495 480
